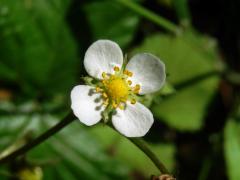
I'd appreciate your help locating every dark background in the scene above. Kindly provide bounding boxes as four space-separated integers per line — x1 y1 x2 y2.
0 0 240 179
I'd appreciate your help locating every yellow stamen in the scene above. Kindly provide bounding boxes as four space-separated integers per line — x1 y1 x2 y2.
134 89 140 94
103 99 109 105
112 102 118 108
131 99 136 104
135 84 140 90
102 92 108 98
123 69 133 77
127 80 132 85
119 104 125 110
114 66 120 72
100 67 139 110
95 87 102 92
102 72 107 78
123 70 129 75
132 84 140 94
102 79 107 85
106 77 129 100
127 71 133 77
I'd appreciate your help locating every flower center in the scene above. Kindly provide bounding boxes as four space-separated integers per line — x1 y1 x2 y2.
95 66 141 110
106 77 129 100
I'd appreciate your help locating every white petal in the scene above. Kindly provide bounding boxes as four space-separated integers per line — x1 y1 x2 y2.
84 40 123 79
112 102 154 137
71 85 104 126
126 53 166 94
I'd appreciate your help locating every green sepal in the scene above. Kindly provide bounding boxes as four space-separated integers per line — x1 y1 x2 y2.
81 76 95 86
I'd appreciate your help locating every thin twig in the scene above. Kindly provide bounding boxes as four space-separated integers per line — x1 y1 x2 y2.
159 70 220 102
116 0 180 34
174 70 220 90
0 112 75 164
129 138 170 174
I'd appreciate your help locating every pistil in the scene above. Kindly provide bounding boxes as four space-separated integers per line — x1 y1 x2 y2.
95 66 140 109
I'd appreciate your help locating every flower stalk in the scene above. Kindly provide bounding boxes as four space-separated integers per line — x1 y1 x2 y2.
116 0 180 34
129 138 170 174
0 113 75 164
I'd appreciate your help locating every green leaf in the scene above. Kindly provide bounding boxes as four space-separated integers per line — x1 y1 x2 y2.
160 82 176 96
131 31 220 131
0 0 79 97
224 119 240 180
0 113 129 179
83 1 139 48
30 117 129 180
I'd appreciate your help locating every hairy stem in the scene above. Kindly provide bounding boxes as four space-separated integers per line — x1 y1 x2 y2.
0 113 75 164
129 138 170 174
116 0 180 34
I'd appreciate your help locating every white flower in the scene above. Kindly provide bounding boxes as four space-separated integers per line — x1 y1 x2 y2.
71 40 166 137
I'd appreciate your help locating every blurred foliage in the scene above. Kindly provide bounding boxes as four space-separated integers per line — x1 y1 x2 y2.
0 110 130 179
0 0 78 98
89 125 175 176
0 0 239 179
224 119 240 180
132 31 220 131
83 1 140 48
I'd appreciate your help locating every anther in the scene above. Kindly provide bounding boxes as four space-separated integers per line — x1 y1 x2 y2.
95 87 102 92
135 84 140 90
103 100 109 105
114 66 120 72
123 70 128 75
127 80 132 85
102 79 107 85
133 84 141 94
131 99 136 104
102 72 107 78
119 104 125 110
112 102 118 108
127 71 133 77
134 89 140 94
102 93 108 98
